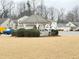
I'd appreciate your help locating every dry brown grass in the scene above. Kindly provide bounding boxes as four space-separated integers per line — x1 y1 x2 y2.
0 35 79 59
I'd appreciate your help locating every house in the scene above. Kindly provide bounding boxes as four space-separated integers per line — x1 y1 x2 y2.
66 22 76 27
66 22 79 31
57 22 79 31
57 23 71 31
18 15 53 29
0 18 17 30
72 22 79 31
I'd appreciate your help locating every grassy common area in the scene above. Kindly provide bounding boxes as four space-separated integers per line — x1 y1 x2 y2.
0 36 79 59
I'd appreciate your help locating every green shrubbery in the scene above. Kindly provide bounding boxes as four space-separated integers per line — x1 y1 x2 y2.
12 28 58 37
24 29 40 37
12 30 17 36
12 28 40 37
50 29 59 36
16 28 26 37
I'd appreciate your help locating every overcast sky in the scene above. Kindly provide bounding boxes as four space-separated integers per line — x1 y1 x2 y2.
13 0 79 11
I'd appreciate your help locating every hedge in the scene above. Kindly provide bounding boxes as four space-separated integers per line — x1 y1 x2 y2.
16 28 26 37
12 28 58 37
12 30 17 36
12 28 40 37
24 29 40 37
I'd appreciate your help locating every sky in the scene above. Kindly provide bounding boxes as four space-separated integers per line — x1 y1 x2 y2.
13 0 79 11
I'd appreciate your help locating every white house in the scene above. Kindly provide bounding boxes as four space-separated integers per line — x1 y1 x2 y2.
66 22 76 27
57 23 71 31
18 15 53 29
57 21 79 31
66 22 77 31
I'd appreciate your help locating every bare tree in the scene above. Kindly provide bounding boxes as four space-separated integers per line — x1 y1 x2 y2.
0 0 14 18
65 6 79 22
8 1 15 18
57 8 65 23
27 0 32 16
72 6 79 22
48 7 55 20
43 7 49 19
66 11 74 22
17 2 26 17
36 0 44 16
17 0 33 17
32 0 36 14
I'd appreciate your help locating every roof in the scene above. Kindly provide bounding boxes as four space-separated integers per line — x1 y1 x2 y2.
57 22 79 27
66 22 76 27
18 16 29 22
66 22 79 27
72 22 79 27
57 23 66 27
19 15 52 24
0 18 7 25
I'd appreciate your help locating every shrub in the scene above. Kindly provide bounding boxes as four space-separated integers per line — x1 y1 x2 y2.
12 28 40 37
16 28 26 37
24 29 40 37
12 30 17 36
50 29 59 36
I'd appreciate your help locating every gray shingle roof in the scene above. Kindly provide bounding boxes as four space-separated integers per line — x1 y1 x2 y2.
72 22 79 27
57 23 66 27
20 15 52 24
58 22 79 27
18 16 29 21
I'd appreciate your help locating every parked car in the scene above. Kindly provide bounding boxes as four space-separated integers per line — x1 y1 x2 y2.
3 29 13 35
39 29 49 36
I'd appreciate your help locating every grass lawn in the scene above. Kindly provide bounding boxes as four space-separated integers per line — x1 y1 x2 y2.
0 35 79 59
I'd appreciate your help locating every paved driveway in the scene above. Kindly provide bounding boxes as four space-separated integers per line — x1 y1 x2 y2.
59 31 79 35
